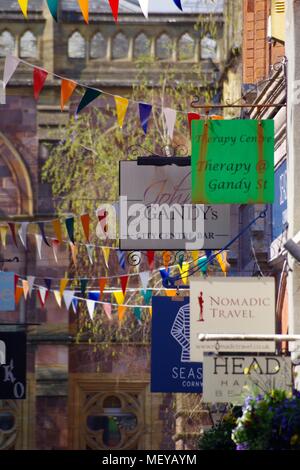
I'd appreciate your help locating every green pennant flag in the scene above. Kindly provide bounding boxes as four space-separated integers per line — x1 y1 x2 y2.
191 120 274 204
65 217 75 244
76 89 102 114
133 307 142 322
46 0 58 21
141 289 152 304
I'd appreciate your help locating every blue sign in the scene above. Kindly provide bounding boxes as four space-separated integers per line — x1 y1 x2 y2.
151 296 202 393
272 159 287 241
0 272 15 311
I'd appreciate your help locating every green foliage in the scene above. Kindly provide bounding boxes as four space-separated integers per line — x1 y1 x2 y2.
199 409 241 450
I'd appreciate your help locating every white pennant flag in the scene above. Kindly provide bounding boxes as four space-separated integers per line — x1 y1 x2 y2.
27 276 35 297
139 271 150 291
53 290 62 307
163 108 177 140
52 242 59 263
138 0 149 18
22 279 29 300
38 286 48 306
18 222 29 249
103 303 112 321
35 233 43 259
3 55 20 88
63 290 75 310
86 299 96 320
86 244 94 264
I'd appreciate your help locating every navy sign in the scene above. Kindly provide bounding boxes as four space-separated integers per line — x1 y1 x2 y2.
151 296 202 393
272 159 287 241
0 332 26 399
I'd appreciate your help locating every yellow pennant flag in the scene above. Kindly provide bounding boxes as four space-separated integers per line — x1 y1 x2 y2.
52 219 63 243
113 290 125 305
77 0 89 23
59 278 69 297
101 247 110 268
178 261 189 285
18 0 28 17
22 279 29 300
53 290 62 307
70 242 78 265
215 251 230 276
118 305 127 323
148 306 152 317
115 96 129 129
165 289 177 297
191 251 199 264
0 226 8 247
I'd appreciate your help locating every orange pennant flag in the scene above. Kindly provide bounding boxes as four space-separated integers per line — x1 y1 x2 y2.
118 305 127 323
99 278 107 299
15 285 24 305
61 79 77 111
70 242 78 265
148 306 152 317
77 0 89 23
215 251 230 276
165 289 177 297
52 219 63 243
80 214 90 243
162 251 171 269
59 278 69 297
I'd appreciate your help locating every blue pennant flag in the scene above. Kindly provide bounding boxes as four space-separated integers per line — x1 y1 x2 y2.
38 222 51 247
88 291 100 301
44 278 52 291
160 268 170 282
173 0 183 10
139 103 152 134
116 250 126 270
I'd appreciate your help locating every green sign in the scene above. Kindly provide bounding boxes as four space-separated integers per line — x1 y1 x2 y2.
191 120 274 204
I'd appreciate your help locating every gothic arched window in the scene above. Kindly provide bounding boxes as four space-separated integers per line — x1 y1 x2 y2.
68 31 86 59
134 33 150 58
20 31 37 58
112 33 129 60
156 34 172 60
0 31 15 57
178 33 195 61
90 32 107 59
201 34 217 60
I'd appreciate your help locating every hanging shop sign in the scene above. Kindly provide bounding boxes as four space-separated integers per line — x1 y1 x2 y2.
0 331 26 399
151 296 202 393
0 272 15 311
191 120 274 204
270 159 287 260
189 277 276 361
119 161 230 250
203 354 292 404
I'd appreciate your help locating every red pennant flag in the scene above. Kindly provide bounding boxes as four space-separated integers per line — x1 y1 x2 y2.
187 112 201 134
108 0 119 22
99 278 107 299
147 250 155 271
80 214 90 243
33 68 48 100
120 275 129 296
8 223 18 247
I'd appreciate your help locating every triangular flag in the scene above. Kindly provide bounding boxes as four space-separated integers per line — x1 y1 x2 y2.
133 307 142 323
86 244 94 264
88 291 99 301
116 250 126 270
80 214 90 243
103 303 112 321
118 305 127 323
44 278 52 291
120 275 129 296
138 0 149 17
63 290 75 310
215 251 230 276
15 286 23 305
52 239 59 263
178 261 189 285
139 103 152 134
70 242 78 265
72 298 78 314
78 0 89 23
22 279 29 300
178 252 184 269
86 299 96 320
108 0 119 22
114 96 129 129
99 278 106 299
163 108 177 140
38 222 51 247
18 0 28 17
191 251 199 264
38 286 49 307
61 79 77 111
113 291 125 305
102 247 110 268
18 222 29 249
141 289 152 304
0 226 8 247
59 278 69 297
33 68 48 100
147 251 155 271
80 278 88 297
162 251 171 270
139 271 150 291
3 56 20 87
27 276 35 296
53 290 62 307
52 219 63 243
160 268 170 282
173 0 183 11
14 275 19 293
188 112 200 134
165 289 177 297
76 88 101 114
198 255 208 273
8 223 18 247
65 217 75 244
46 0 58 21
148 306 152 317
35 234 43 259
